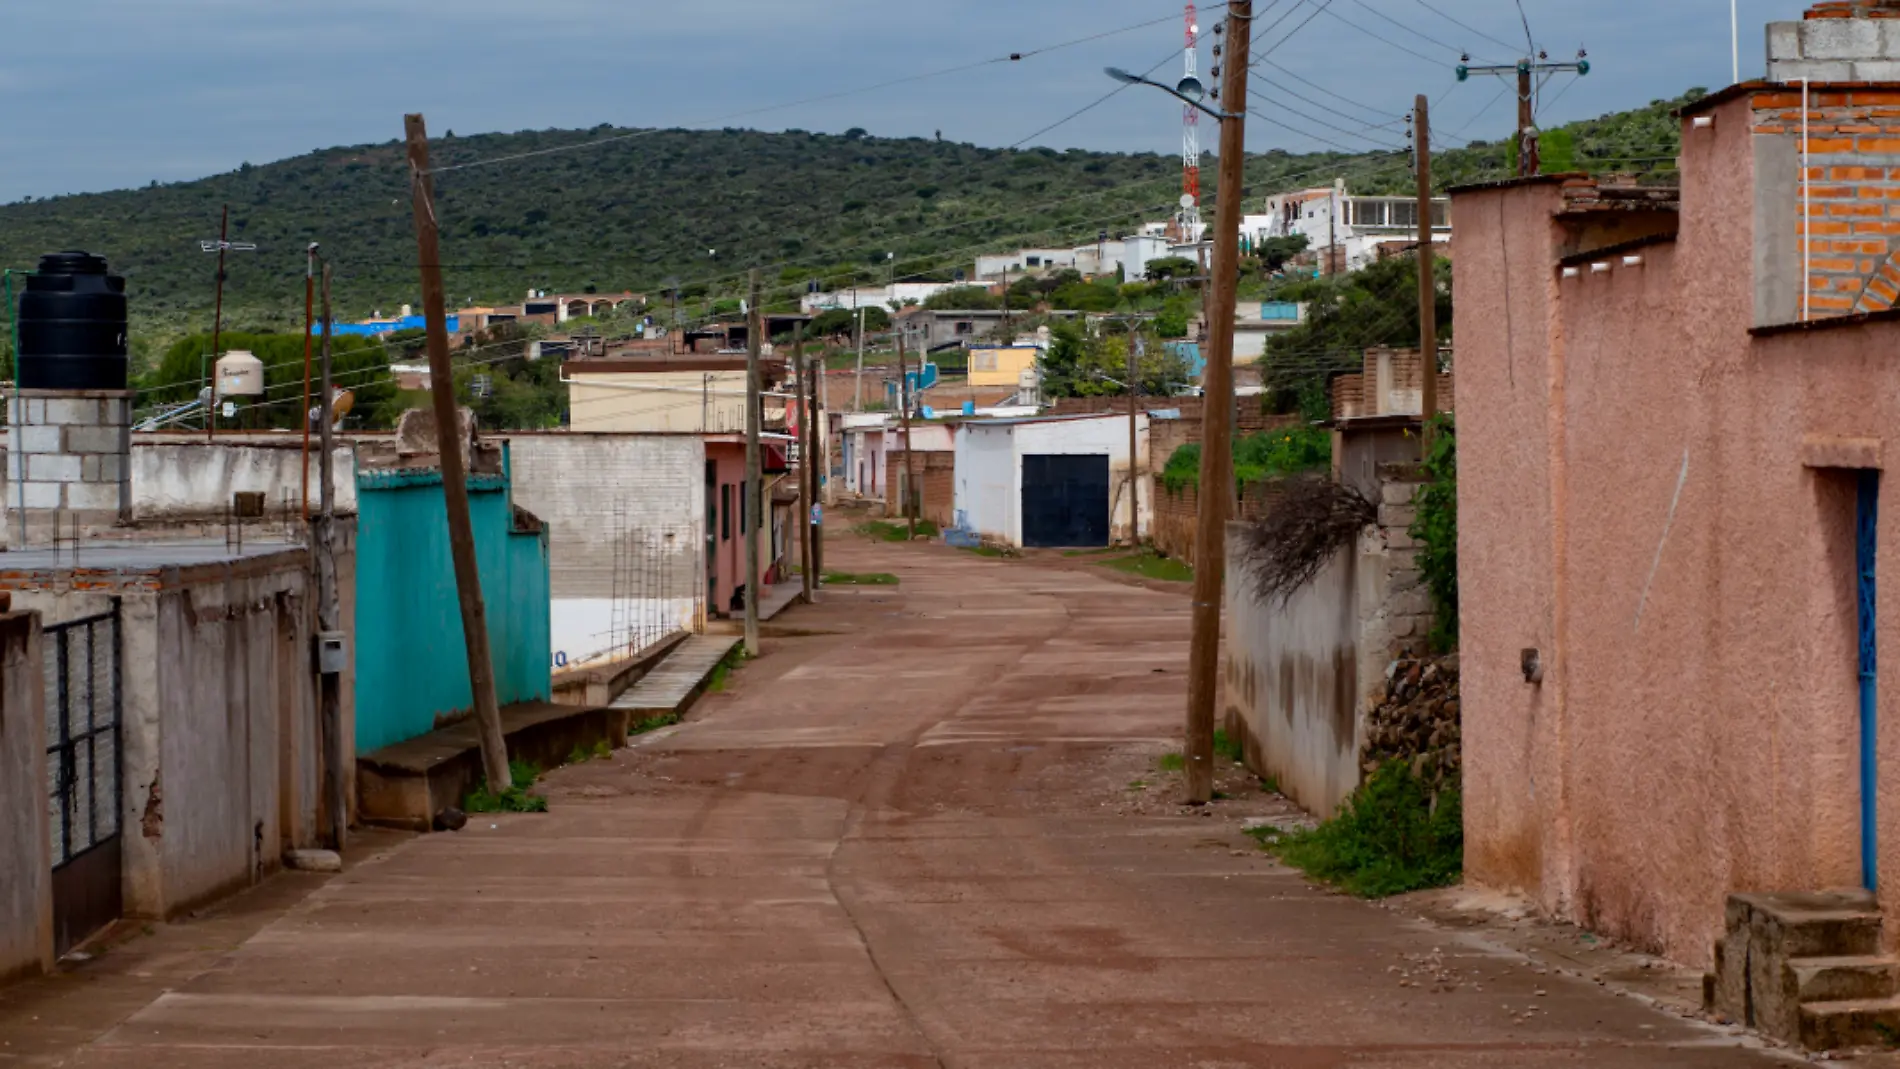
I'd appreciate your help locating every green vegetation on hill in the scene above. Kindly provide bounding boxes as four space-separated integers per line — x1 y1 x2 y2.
0 94 1700 373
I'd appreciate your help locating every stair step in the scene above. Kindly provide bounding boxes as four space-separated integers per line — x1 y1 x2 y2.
1790 956 1900 1003
1800 997 1900 1051
1731 892 1884 958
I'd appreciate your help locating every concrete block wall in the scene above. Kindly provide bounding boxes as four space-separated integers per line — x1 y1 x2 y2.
5 390 132 543
1768 4 1900 83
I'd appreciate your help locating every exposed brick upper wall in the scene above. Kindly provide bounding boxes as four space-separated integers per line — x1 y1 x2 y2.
1753 88 1900 317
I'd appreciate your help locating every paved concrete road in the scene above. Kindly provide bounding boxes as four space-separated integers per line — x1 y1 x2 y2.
0 533 1796 1067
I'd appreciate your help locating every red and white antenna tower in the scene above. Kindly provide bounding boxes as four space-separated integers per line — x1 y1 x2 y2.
1178 3 1203 241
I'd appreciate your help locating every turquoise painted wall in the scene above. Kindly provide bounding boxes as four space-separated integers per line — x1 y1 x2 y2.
354 447 552 753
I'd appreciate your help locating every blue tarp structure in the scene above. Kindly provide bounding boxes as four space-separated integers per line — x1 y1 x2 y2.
311 315 458 337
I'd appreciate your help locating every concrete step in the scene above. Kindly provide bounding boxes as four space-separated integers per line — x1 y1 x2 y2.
610 634 741 716
1790 956 1900 1003
1801 997 1900 1050
1730 890 1883 958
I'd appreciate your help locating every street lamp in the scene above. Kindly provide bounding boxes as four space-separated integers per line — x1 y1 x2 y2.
1103 67 1240 122
1104 0 1252 805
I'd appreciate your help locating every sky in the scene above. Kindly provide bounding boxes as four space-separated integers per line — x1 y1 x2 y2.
0 0 1803 203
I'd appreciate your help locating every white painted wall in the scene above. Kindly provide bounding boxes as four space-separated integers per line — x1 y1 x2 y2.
130 443 357 520
952 423 1015 542
503 434 705 601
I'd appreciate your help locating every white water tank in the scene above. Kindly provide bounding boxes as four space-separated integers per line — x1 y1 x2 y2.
215 349 264 397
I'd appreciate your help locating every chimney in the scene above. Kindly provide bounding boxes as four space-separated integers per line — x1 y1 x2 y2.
1768 2 1900 82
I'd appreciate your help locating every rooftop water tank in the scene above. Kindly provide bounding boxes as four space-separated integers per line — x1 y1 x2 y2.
16 251 128 390
215 349 264 397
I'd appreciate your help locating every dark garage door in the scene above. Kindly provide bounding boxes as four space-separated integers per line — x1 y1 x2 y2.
1021 453 1110 548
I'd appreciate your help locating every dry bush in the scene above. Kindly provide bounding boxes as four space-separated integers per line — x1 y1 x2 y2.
1234 475 1378 605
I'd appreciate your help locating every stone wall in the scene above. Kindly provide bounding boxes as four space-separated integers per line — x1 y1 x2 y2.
1360 654 1461 795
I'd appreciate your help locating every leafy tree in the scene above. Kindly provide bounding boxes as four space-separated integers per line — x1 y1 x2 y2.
1262 253 1450 393
808 306 890 337
923 285 1000 311
1143 256 1201 282
1256 234 1310 274
141 330 397 430
1040 322 1190 398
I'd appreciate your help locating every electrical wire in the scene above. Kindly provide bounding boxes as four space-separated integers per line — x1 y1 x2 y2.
431 4 1225 175
1312 2 1449 65
1344 0 1484 60
1410 0 1524 54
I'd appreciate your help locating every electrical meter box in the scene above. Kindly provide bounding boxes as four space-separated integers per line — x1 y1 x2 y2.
316 631 348 675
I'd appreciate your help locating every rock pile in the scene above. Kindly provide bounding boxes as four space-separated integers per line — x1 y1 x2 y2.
1360 654 1461 794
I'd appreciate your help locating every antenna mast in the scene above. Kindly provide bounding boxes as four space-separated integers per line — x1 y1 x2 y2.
1179 3 1203 241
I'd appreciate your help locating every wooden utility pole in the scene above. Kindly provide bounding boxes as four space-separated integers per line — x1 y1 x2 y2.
743 269 763 658
794 325 813 604
403 113 511 791
1127 333 1140 545
810 352 826 578
1517 65 1537 177
208 204 227 440
300 244 317 524
316 263 346 849
896 333 916 539
1415 94 1439 452
1183 0 1252 806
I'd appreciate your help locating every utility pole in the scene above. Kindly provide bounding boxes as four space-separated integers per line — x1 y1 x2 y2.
198 207 256 439
1182 0 1251 806
743 269 763 658
810 348 826 577
897 333 916 539
1127 332 1140 545
795 324 814 604
1415 94 1438 453
1001 266 1011 340
853 299 866 412
1456 53 1589 177
300 243 317 524
316 263 346 850
403 112 511 792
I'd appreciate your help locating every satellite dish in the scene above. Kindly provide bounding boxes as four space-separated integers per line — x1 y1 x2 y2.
1179 194 1196 209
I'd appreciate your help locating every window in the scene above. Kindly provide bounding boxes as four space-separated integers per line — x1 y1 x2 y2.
721 484 731 541
955 321 974 335
1027 255 1042 267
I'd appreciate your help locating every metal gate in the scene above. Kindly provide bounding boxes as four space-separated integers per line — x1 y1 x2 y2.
45 607 123 956
1860 471 1880 891
1021 453 1111 548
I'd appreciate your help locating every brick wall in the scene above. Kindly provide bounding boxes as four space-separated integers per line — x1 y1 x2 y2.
885 449 955 528
1751 86 1900 317
1330 348 1454 419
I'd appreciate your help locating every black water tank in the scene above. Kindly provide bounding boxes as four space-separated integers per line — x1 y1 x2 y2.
16 251 127 390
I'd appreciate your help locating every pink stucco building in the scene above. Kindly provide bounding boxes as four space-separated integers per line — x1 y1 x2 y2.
1455 25 1900 964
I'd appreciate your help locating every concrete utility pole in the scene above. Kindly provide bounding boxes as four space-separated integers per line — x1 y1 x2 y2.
1455 54 1588 178
1415 94 1438 453
896 333 916 539
794 324 814 604
1182 0 1252 806
403 112 512 792
316 263 345 850
743 269 762 658
853 300 866 412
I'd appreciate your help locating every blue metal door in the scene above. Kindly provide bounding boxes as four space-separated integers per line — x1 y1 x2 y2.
1860 470 1880 891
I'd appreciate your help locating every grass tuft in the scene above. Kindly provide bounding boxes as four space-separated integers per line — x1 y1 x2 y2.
855 519 940 542
1251 763 1462 898
706 646 748 693
465 759 549 814
1100 549 1193 583
629 711 681 736
823 571 899 585
1156 752 1186 773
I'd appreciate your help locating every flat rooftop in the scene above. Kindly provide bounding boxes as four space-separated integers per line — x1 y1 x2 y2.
0 539 304 584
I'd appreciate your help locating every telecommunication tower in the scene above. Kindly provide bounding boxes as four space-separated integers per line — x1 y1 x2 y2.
1177 4 1203 241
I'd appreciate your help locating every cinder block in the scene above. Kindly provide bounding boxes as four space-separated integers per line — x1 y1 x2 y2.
1385 527 1419 550
12 425 59 455
96 454 123 483
100 397 131 425
1379 504 1418 529
1389 589 1433 618
1853 59 1900 81
1881 19 1900 59
40 398 99 425
1768 20 1804 62
80 456 98 481
20 482 61 510
1804 17 1882 60
63 481 123 512
26 454 80 482
62 426 122 455
1381 480 1419 505
1772 58 1857 81
26 399 43 423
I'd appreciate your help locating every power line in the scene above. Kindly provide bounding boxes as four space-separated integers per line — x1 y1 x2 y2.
432 5 1223 175
1343 0 1485 60
1253 57 1406 123
1409 0 1524 55
1313 2 1447 65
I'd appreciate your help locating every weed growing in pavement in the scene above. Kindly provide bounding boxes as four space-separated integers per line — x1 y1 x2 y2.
959 544 1014 558
1156 752 1186 772
823 571 900 585
1259 775 1281 794
706 646 749 693
1128 779 1148 791
465 759 549 814
1101 550 1192 583
1252 762 1462 898
1213 728 1245 764
564 739 614 765
1062 547 1123 557
629 711 681 736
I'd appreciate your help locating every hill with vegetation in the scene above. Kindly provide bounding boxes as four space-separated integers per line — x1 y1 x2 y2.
0 92 1699 374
